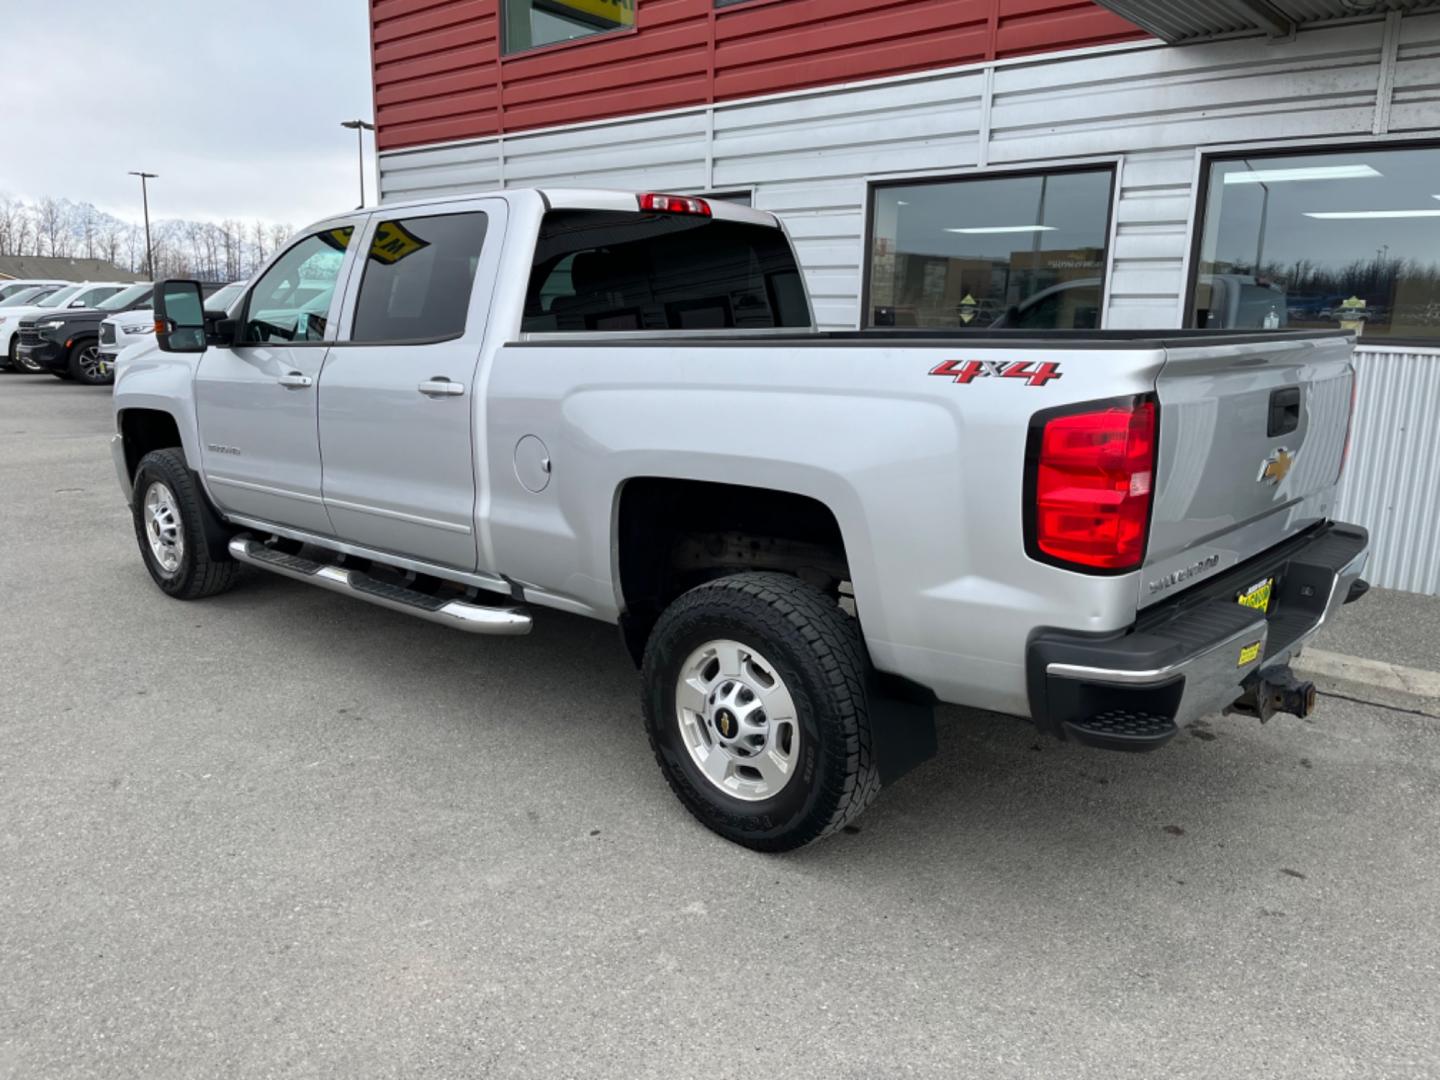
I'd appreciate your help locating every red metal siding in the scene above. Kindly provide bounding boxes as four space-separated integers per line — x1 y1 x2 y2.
372 0 1145 150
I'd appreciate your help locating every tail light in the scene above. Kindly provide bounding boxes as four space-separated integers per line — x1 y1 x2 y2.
638 193 712 217
1025 396 1158 573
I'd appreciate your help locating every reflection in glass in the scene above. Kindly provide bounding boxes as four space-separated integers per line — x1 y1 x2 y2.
503 0 634 53
1195 147 1440 341
868 169 1114 330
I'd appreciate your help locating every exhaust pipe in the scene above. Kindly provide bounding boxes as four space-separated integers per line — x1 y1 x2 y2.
1227 666 1318 723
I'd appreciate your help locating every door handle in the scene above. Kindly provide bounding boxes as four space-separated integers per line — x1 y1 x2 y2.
418 377 465 397
277 372 313 389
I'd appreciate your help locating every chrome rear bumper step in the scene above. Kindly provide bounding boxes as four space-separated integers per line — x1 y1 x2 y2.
228 537 532 635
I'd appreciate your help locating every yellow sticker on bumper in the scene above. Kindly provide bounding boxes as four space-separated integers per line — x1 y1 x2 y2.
1238 642 1263 667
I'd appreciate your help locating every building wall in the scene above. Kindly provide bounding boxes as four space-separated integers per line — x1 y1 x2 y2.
376 11 1440 592
371 0 1144 150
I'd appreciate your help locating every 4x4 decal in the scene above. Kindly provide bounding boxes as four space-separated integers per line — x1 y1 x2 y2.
929 360 1063 387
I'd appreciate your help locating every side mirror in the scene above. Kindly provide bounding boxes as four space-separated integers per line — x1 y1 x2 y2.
154 279 207 353
204 312 239 347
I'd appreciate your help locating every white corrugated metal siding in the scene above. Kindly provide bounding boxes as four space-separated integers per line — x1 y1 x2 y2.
1337 349 1440 594
378 11 1440 592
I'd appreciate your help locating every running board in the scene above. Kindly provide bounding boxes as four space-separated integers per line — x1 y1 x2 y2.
228 537 532 635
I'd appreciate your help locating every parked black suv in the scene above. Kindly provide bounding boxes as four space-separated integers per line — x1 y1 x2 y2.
19 283 154 385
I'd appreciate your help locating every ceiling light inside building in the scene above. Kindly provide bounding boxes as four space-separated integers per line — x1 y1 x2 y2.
945 225 1057 234
1304 210 1440 220
1224 165 1381 184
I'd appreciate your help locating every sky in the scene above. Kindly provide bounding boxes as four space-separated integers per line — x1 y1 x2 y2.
1 0 378 229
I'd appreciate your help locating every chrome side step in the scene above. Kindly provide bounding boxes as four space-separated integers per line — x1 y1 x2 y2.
228 537 532 635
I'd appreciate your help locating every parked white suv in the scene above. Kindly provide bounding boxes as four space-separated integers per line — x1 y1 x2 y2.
0 278 70 303
1 282 126 371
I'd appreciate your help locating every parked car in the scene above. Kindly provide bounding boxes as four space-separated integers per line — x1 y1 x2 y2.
1 282 126 372
0 283 66 309
99 281 245 381
115 188 1369 851
0 278 70 303
19 282 153 384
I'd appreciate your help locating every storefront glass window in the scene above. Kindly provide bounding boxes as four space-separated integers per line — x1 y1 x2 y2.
503 0 634 54
1194 146 1440 342
866 169 1114 330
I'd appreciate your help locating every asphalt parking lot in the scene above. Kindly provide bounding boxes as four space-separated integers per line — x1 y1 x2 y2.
3 375 1439 1079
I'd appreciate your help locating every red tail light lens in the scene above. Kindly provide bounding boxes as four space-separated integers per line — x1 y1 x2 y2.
638 193 712 217
1028 397 1157 572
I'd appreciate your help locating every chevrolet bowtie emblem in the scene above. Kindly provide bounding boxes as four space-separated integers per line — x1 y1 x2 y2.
1259 447 1294 485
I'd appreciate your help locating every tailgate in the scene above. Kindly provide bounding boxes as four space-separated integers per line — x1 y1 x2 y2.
1142 334 1354 608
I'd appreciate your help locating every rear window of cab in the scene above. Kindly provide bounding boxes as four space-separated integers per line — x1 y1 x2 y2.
522 210 810 333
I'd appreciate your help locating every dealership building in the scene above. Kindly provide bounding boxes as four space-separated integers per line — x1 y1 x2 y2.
367 0 1440 593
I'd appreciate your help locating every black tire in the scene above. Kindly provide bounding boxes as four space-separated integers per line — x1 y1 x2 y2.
68 339 107 385
1 337 16 372
641 572 881 852
131 448 241 600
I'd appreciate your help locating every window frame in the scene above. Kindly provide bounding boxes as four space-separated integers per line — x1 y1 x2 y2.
499 0 637 59
1184 137 1440 349
860 161 1120 333
342 210 492 347
238 221 362 348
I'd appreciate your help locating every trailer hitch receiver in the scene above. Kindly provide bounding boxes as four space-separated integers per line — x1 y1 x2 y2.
1226 666 1317 724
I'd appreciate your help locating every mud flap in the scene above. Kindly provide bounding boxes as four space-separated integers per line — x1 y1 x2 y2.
868 672 937 787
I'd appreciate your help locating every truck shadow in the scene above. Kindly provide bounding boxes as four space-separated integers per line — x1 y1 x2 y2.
220 572 1306 884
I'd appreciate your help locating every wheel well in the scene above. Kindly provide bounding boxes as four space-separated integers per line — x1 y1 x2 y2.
615 478 850 664
119 409 184 479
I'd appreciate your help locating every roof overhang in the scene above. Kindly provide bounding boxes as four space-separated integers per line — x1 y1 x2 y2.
1093 1 1436 42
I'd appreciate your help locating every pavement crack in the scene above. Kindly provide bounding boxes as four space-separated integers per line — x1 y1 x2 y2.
1319 689 1440 721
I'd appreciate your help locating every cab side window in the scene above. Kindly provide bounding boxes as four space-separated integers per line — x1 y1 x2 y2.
76 286 120 307
242 227 354 344
350 213 488 344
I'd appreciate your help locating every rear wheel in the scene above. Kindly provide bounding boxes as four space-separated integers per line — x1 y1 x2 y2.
131 448 240 599
641 572 880 851
1 337 16 372
69 340 107 385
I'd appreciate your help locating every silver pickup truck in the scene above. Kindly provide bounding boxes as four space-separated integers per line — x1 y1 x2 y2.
113 188 1370 851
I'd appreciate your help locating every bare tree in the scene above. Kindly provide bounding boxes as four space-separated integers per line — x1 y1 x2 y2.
251 220 268 265
78 203 97 259
37 197 65 257
123 224 143 273
101 219 124 267
221 219 244 280
0 196 20 255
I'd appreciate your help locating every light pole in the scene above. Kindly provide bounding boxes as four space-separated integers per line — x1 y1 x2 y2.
128 171 157 278
341 120 375 208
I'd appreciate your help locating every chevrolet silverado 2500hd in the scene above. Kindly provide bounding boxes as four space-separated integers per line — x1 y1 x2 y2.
113 188 1369 851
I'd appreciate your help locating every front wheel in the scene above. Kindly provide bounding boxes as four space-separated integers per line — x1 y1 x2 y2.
68 341 108 385
11 341 43 373
641 572 880 852
131 448 240 599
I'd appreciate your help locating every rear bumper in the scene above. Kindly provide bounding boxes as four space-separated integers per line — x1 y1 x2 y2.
1027 522 1369 750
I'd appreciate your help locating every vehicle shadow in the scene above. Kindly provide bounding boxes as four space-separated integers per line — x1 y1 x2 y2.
214 571 1287 888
